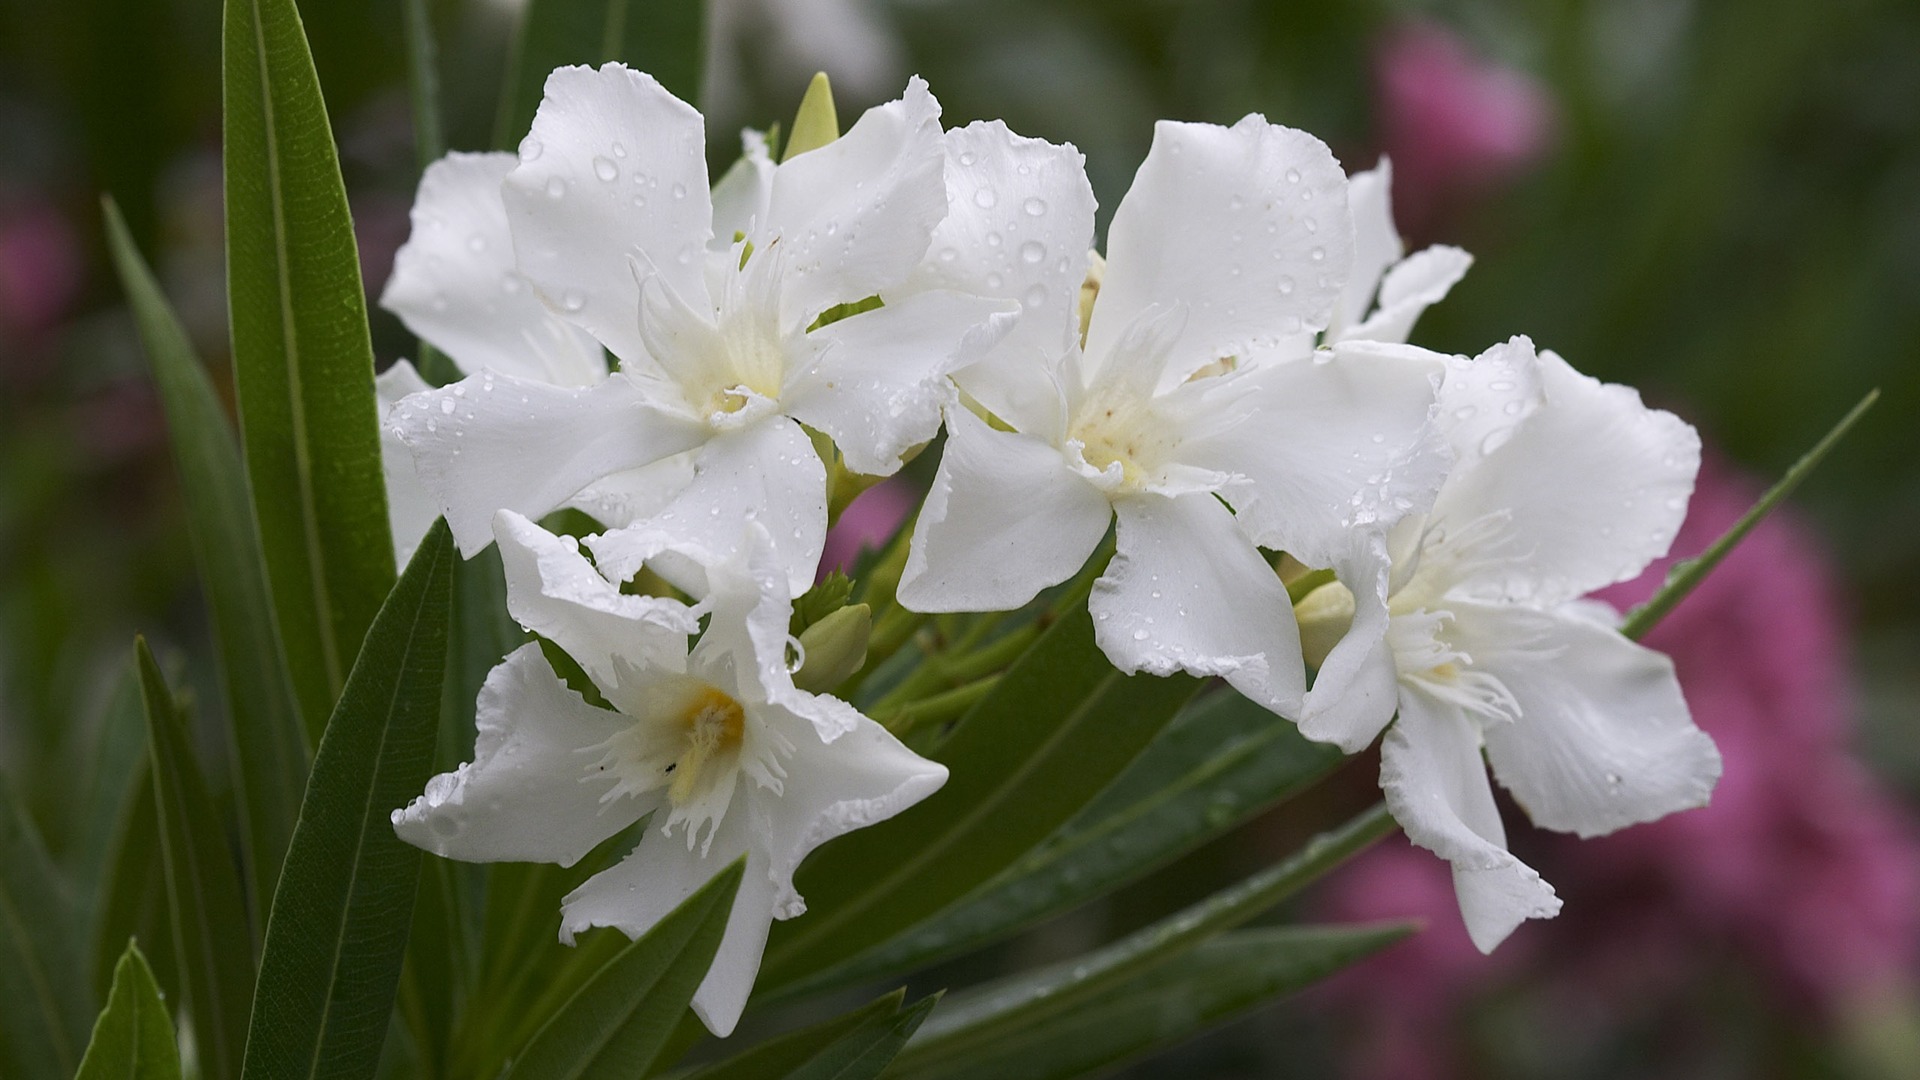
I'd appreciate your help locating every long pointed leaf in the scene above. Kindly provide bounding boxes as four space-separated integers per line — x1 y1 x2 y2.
75 942 183 1080
105 198 310 915
504 859 744 1080
242 521 455 1080
1623 388 1878 640
89 765 176 1007
0 769 92 1079
137 640 255 1080
684 991 907 1080
224 0 397 735
795 688 1344 996
890 924 1414 1080
760 606 1201 992
895 802 1398 1067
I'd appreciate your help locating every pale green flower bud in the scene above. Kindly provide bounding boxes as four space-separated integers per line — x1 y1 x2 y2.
793 603 871 692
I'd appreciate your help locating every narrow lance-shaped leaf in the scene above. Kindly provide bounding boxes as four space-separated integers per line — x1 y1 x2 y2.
105 198 310 915
890 924 1414 1080
1623 388 1878 640
893 802 1400 1067
493 0 706 150
0 768 92 1080
224 0 397 735
74 942 183 1080
503 859 744 1080
242 521 455 1080
758 605 1202 992
89 766 177 1008
684 990 905 1080
780 688 1344 999
137 640 255 1080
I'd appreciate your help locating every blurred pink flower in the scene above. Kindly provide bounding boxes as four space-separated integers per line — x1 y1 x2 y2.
0 203 84 336
1317 453 1920 1071
819 476 916 580
1374 21 1555 233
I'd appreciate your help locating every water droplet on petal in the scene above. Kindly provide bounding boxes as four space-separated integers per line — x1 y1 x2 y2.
1132 628 1150 641
519 135 543 161
466 234 486 253
1023 283 1048 309
937 246 958 263
1019 240 1046 264
1285 167 1301 183
1276 276 1295 295
973 186 998 209
1024 196 1047 216
561 290 586 312
439 397 456 415
612 142 628 158
592 156 618 182
672 182 688 199
545 176 566 199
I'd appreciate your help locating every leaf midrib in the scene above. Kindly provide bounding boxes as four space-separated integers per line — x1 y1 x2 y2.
249 0 344 696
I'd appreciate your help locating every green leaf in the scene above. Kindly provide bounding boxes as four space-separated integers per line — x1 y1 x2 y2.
493 0 706 150
504 859 744 1080
796 688 1345 996
0 768 92 1079
224 0 398 736
75 942 183 1080
682 990 905 1080
782 73 838 161
757 605 1202 993
1623 388 1878 641
136 640 255 1080
104 198 310 915
889 924 1413 1080
892 802 1398 1070
68 662 147 897
242 521 455 1080
400 0 444 170
89 765 176 1009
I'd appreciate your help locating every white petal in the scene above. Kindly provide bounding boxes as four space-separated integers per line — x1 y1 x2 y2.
765 77 947 325
709 129 774 248
391 369 707 556
559 811 777 1037
1465 602 1721 838
378 360 440 566
392 643 642 865
788 290 1016 475
1380 691 1561 953
586 418 827 598
912 120 1096 434
1431 336 1544 479
1345 245 1472 346
503 64 712 367
1435 347 1700 605
1085 116 1353 382
754 708 947 918
1296 538 1403 752
564 453 698 530
1179 340 1446 569
1092 492 1306 716
897 404 1111 613
1327 157 1402 340
494 510 694 693
381 152 608 386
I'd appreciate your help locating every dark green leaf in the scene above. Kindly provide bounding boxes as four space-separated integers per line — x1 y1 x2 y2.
683 991 907 1080
0 768 92 1079
224 0 397 736
75 942 183 1080
136 640 254 1080
758 605 1201 993
504 859 744 1080
68 662 147 897
400 0 444 170
89 766 176 1008
794 689 1344 995
242 521 455 1080
889 924 1413 1080
493 0 706 150
894 802 1398 1069
1623 388 1878 640
105 198 310 915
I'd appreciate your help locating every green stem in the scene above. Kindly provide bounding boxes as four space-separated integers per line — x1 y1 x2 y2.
880 675 1003 739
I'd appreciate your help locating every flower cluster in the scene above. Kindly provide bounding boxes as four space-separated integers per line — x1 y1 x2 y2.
381 64 1720 1035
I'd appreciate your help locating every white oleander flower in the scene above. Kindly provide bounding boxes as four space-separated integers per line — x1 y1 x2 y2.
391 513 947 1036
897 116 1445 723
388 64 1013 593
1320 157 1473 349
1298 336 1721 951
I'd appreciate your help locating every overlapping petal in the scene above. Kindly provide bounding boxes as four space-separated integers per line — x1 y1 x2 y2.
382 151 607 385
1085 116 1354 384
1092 492 1307 717
377 359 440 565
898 404 1112 613
503 64 713 367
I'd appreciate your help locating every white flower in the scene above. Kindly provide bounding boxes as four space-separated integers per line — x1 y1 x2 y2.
1304 336 1721 951
390 512 947 1036
388 64 1014 594
1320 158 1473 349
897 116 1444 722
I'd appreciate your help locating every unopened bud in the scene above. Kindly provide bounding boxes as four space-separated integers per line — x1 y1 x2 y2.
793 603 871 692
1294 580 1355 670
1078 249 1105 343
